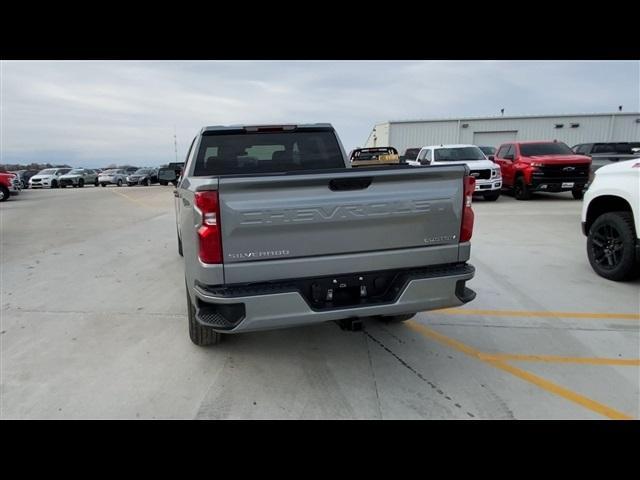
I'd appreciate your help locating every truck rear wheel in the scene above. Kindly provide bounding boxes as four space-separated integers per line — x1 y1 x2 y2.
587 212 639 281
514 177 531 200
379 313 416 323
187 286 221 346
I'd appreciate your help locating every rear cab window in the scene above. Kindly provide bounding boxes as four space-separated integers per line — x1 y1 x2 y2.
193 127 346 176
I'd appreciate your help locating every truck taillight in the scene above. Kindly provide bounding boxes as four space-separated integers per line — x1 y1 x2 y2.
195 191 222 264
460 176 475 242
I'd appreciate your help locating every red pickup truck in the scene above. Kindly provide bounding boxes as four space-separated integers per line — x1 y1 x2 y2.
493 141 591 200
0 172 20 202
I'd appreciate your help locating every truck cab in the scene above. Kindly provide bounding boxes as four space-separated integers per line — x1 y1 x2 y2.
494 141 591 200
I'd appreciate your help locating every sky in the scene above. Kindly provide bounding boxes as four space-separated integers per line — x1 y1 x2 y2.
1 60 639 168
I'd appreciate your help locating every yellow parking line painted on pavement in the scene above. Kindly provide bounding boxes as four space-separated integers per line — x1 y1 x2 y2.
434 308 640 321
109 189 151 208
405 320 634 420
479 353 640 366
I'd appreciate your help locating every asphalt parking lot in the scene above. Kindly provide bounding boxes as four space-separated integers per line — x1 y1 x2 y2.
1 186 638 419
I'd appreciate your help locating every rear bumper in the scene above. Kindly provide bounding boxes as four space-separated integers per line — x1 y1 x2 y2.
191 263 476 333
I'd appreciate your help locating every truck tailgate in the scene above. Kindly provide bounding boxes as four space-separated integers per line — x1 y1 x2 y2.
218 166 466 283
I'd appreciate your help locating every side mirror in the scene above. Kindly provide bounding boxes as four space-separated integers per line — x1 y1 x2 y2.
488 155 495 161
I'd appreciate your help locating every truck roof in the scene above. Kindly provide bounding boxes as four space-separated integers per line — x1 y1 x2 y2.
201 123 333 134
421 144 482 149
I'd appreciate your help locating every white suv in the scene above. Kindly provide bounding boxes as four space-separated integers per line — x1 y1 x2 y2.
408 144 502 201
581 159 640 281
28 168 72 189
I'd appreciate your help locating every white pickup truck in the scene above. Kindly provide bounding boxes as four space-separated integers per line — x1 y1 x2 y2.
582 159 640 281
407 144 502 201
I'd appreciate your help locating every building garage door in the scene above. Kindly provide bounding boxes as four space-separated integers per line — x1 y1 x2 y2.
473 131 518 148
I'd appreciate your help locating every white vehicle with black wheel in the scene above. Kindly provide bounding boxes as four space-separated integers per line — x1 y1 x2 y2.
98 169 127 187
582 159 640 281
28 167 72 189
408 144 502 201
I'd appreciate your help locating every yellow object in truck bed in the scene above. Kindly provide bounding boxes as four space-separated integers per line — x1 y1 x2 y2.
350 147 401 167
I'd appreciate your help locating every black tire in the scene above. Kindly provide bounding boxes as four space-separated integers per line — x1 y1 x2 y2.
483 192 500 201
187 285 221 346
587 212 639 281
0 185 10 202
51 180 58 189
143 178 149 186
78 179 84 188
572 188 584 200
379 313 416 323
117 179 123 187
101 183 106 187
514 176 531 200
160 180 168 186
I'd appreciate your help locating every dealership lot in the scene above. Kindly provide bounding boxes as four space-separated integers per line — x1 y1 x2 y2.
1 186 638 419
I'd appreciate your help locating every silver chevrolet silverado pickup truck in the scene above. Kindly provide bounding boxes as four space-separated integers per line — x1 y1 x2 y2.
175 124 476 346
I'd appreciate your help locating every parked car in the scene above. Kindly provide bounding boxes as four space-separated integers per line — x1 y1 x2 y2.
399 148 421 164
477 146 497 158
0 172 22 201
572 142 640 173
127 168 158 186
581 159 640 281
59 168 99 188
175 123 476 346
349 147 400 167
158 163 184 186
408 144 502 201
8 170 37 189
98 169 127 187
493 141 591 200
28 167 72 189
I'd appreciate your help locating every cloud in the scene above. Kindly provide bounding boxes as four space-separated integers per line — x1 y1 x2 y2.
1 60 638 167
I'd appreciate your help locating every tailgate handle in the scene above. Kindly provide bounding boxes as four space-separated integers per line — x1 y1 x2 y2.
329 177 372 191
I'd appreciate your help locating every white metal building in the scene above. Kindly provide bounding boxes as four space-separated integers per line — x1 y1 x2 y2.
363 112 640 152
